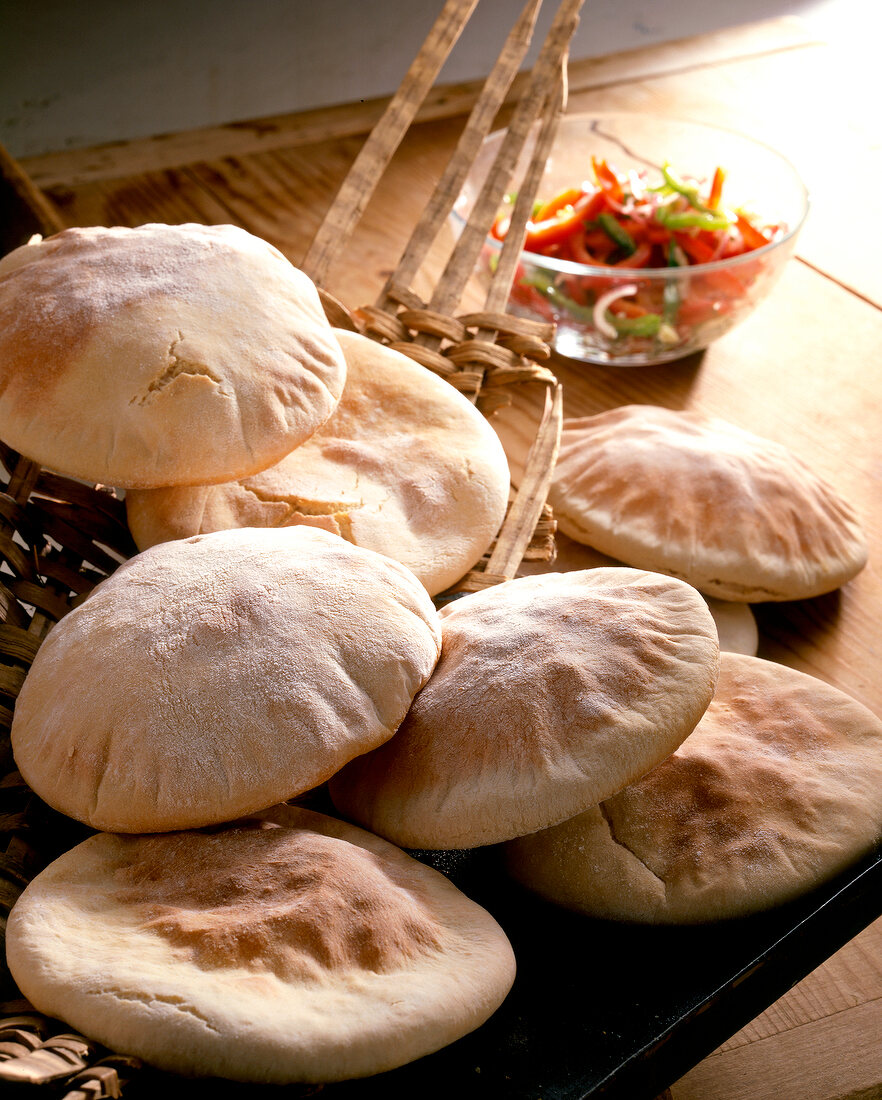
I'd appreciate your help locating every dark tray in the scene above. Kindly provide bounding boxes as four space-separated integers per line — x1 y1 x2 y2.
118 838 882 1100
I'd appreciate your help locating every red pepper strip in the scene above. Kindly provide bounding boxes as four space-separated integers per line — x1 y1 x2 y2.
511 277 555 321
523 190 601 251
736 213 770 251
697 228 722 250
563 274 590 305
533 187 586 223
567 233 603 265
608 297 651 318
623 220 648 243
674 232 716 265
490 211 510 241
708 166 726 209
697 267 747 298
677 296 719 326
644 222 673 245
591 156 624 204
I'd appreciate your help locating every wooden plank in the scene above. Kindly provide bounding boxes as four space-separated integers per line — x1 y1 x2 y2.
189 124 464 304
670 919 882 1100
43 164 238 231
719 918 882 1052
17 16 814 188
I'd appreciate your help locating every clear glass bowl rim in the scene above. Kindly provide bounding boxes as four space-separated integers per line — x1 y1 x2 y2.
452 111 810 281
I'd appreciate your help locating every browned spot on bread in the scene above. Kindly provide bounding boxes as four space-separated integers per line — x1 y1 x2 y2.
112 823 444 982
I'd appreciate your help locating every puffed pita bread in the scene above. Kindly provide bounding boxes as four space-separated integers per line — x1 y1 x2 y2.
0 223 346 488
125 329 511 596
6 805 516 1083
11 526 441 833
506 653 882 923
518 532 758 655
329 568 719 849
548 405 867 602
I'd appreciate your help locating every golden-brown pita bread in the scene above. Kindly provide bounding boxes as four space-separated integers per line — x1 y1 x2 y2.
0 224 346 488
126 329 511 596
548 405 867 601
11 526 441 833
330 567 719 849
6 805 516 1083
506 653 882 922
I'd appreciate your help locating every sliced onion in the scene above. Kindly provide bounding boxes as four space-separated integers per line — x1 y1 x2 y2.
593 284 638 338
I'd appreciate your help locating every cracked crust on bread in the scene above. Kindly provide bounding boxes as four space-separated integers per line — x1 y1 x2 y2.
126 329 511 596
0 223 346 488
505 653 882 922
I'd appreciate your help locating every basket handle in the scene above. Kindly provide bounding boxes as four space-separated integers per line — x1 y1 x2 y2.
300 0 479 287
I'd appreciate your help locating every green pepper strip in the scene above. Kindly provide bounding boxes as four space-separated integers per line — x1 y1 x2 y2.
525 270 664 337
656 163 706 209
655 205 732 232
663 241 683 322
596 212 636 254
609 312 662 337
523 271 596 322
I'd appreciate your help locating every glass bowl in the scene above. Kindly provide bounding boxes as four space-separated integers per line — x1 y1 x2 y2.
451 113 808 366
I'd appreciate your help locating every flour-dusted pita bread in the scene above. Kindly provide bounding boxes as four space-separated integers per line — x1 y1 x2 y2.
11 526 441 832
126 329 511 596
6 805 516 1083
506 653 882 923
330 568 719 849
548 405 867 601
518 532 759 656
0 224 346 488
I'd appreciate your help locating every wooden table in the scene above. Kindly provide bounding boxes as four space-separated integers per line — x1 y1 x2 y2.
14 14 882 1100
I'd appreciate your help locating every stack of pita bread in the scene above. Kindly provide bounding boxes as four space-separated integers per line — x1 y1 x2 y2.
2 223 880 1085
481 399 880 919
0 223 515 1080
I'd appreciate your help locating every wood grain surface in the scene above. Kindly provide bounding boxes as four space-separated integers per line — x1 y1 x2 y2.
17 14 882 1099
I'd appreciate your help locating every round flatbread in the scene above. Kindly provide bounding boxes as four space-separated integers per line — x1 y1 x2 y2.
548 405 868 602
518 532 758 655
125 329 511 596
506 653 882 922
6 805 516 1083
11 526 441 832
0 223 346 488
329 568 719 849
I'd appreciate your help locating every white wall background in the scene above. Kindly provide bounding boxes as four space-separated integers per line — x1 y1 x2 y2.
0 0 866 158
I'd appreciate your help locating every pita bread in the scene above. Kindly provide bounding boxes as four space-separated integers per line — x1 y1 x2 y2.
329 567 719 849
11 526 441 833
0 223 346 488
548 405 867 601
518 532 758 656
506 653 882 922
6 805 516 1082
125 329 511 596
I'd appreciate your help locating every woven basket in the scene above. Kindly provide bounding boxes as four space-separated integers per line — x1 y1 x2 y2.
0 1 583 1094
